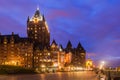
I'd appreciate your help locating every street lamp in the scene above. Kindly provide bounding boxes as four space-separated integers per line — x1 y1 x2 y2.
99 61 105 70
101 61 105 65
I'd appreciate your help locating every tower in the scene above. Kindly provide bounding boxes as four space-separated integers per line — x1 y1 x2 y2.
27 8 50 48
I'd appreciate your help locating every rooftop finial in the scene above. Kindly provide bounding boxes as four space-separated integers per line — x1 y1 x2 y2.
37 5 39 10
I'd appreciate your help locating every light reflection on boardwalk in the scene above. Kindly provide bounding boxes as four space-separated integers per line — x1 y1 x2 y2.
0 71 98 80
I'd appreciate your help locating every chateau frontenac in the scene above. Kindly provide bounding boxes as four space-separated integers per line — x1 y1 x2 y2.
0 8 86 71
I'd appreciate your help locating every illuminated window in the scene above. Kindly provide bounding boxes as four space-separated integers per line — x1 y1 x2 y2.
48 53 50 56
34 57 38 59
35 37 37 39
27 27 29 30
11 44 14 47
36 60 38 63
39 53 42 55
81 53 84 55
42 27 45 30
33 18 39 23
4 42 7 44
28 54 30 56
35 19 37 22
25 53 27 56
28 65 31 68
35 30 37 33
44 59 47 62
48 59 51 62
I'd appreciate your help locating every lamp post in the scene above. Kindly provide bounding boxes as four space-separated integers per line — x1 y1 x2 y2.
99 61 105 70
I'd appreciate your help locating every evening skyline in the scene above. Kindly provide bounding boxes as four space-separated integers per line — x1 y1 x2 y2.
0 0 120 66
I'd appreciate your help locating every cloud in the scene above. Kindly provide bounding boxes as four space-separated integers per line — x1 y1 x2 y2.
0 13 26 36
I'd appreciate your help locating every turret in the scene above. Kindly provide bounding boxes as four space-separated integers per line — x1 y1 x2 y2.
77 42 82 50
76 42 85 53
27 7 50 49
65 40 72 52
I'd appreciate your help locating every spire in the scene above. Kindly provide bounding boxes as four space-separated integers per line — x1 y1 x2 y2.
34 7 40 17
27 16 30 23
76 42 85 52
37 5 39 11
77 42 82 49
59 44 63 50
43 15 45 21
59 44 64 51
66 40 72 49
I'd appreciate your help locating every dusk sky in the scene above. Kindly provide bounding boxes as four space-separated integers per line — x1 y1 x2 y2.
0 0 120 66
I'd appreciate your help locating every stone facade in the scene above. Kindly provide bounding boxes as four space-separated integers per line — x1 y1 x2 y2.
0 33 33 68
0 8 86 70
